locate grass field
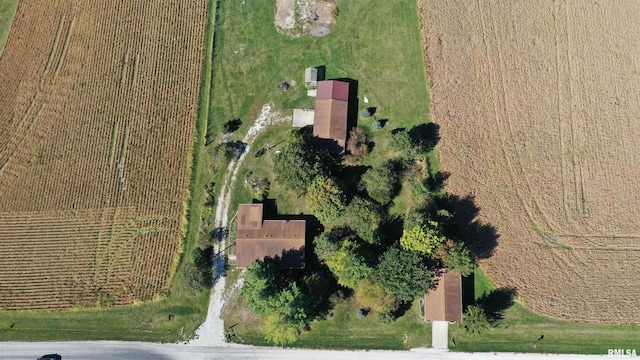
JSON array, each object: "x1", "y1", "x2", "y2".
[
  {"x1": 0, "y1": 0, "x2": 18, "y2": 56},
  {"x1": 418, "y1": 0, "x2": 640, "y2": 323},
  {"x1": 450, "y1": 269, "x2": 640, "y2": 354},
  {"x1": 207, "y1": 0, "x2": 432, "y2": 221}
]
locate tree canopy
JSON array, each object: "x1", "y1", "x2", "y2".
[
  {"x1": 359, "y1": 161, "x2": 399, "y2": 205},
  {"x1": 355, "y1": 278, "x2": 398, "y2": 313},
  {"x1": 307, "y1": 175, "x2": 346, "y2": 223},
  {"x1": 443, "y1": 241, "x2": 477, "y2": 276},
  {"x1": 400, "y1": 220, "x2": 446, "y2": 255},
  {"x1": 326, "y1": 240, "x2": 373, "y2": 290},
  {"x1": 272, "y1": 129, "x2": 321, "y2": 195},
  {"x1": 342, "y1": 196, "x2": 383, "y2": 244},
  {"x1": 375, "y1": 246, "x2": 434, "y2": 302}
]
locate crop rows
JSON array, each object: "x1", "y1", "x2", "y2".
[
  {"x1": 419, "y1": 0, "x2": 640, "y2": 323},
  {"x1": 0, "y1": 0, "x2": 208, "y2": 309}
]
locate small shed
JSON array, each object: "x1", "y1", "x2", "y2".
[
  {"x1": 305, "y1": 67, "x2": 318, "y2": 88},
  {"x1": 292, "y1": 108, "x2": 315, "y2": 127}
]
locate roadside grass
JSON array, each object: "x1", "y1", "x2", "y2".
[
  {"x1": 450, "y1": 268, "x2": 640, "y2": 354},
  {"x1": 0, "y1": 0, "x2": 18, "y2": 57},
  {"x1": 294, "y1": 298, "x2": 431, "y2": 350},
  {"x1": 0, "y1": 0, "x2": 217, "y2": 342}
]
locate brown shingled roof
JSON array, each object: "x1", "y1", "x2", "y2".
[
  {"x1": 424, "y1": 270, "x2": 463, "y2": 323},
  {"x1": 316, "y1": 80, "x2": 350, "y2": 101},
  {"x1": 235, "y1": 204, "x2": 306, "y2": 269},
  {"x1": 313, "y1": 80, "x2": 350, "y2": 153}
]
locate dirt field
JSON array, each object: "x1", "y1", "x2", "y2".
[
  {"x1": 419, "y1": 0, "x2": 640, "y2": 323},
  {"x1": 0, "y1": 0, "x2": 208, "y2": 309}
]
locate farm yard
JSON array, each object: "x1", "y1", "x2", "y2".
[
  {"x1": 0, "y1": 0, "x2": 208, "y2": 311},
  {"x1": 419, "y1": 0, "x2": 640, "y2": 323}
]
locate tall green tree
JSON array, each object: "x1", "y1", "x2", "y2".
[
  {"x1": 359, "y1": 161, "x2": 399, "y2": 205},
  {"x1": 307, "y1": 175, "x2": 346, "y2": 223},
  {"x1": 400, "y1": 220, "x2": 446, "y2": 255},
  {"x1": 444, "y1": 242, "x2": 477, "y2": 276},
  {"x1": 326, "y1": 240, "x2": 373, "y2": 289},
  {"x1": 272, "y1": 130, "x2": 320, "y2": 195},
  {"x1": 312, "y1": 230, "x2": 341, "y2": 262},
  {"x1": 241, "y1": 261, "x2": 310, "y2": 344},
  {"x1": 342, "y1": 196, "x2": 383, "y2": 244},
  {"x1": 375, "y1": 246, "x2": 434, "y2": 302}
]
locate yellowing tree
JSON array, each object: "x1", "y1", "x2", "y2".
[
  {"x1": 307, "y1": 175, "x2": 346, "y2": 223},
  {"x1": 400, "y1": 220, "x2": 446, "y2": 255},
  {"x1": 355, "y1": 278, "x2": 398, "y2": 313}
]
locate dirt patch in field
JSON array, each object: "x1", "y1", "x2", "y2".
[
  {"x1": 419, "y1": 0, "x2": 640, "y2": 323},
  {"x1": 275, "y1": 0, "x2": 336, "y2": 38}
]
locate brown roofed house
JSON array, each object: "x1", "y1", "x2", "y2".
[
  {"x1": 313, "y1": 80, "x2": 350, "y2": 152},
  {"x1": 235, "y1": 204, "x2": 306, "y2": 269},
  {"x1": 423, "y1": 270, "x2": 463, "y2": 323}
]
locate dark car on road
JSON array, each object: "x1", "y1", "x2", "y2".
[{"x1": 37, "y1": 355, "x2": 62, "y2": 360}]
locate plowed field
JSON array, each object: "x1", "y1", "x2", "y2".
[
  {"x1": 0, "y1": 0, "x2": 208, "y2": 309},
  {"x1": 419, "y1": 0, "x2": 640, "y2": 323}
]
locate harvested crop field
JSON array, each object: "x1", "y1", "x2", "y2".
[
  {"x1": 419, "y1": 0, "x2": 640, "y2": 323},
  {"x1": 0, "y1": 0, "x2": 208, "y2": 310}
]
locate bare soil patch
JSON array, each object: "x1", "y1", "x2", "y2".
[
  {"x1": 275, "y1": 0, "x2": 336, "y2": 38},
  {"x1": 419, "y1": 0, "x2": 640, "y2": 323},
  {"x1": 0, "y1": 0, "x2": 208, "y2": 309}
]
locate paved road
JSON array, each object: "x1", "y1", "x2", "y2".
[{"x1": 0, "y1": 342, "x2": 615, "y2": 360}]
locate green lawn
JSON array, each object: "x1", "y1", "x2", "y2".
[
  {"x1": 210, "y1": 0, "x2": 433, "y2": 231},
  {"x1": 0, "y1": 0, "x2": 18, "y2": 57},
  {"x1": 0, "y1": 0, "x2": 218, "y2": 342},
  {"x1": 449, "y1": 269, "x2": 640, "y2": 355}
]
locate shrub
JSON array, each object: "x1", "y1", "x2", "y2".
[
  {"x1": 345, "y1": 127, "x2": 369, "y2": 164},
  {"x1": 461, "y1": 305, "x2": 491, "y2": 337}
]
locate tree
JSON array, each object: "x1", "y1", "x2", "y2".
[
  {"x1": 312, "y1": 230, "x2": 340, "y2": 262},
  {"x1": 345, "y1": 127, "x2": 369, "y2": 164},
  {"x1": 342, "y1": 196, "x2": 383, "y2": 244},
  {"x1": 214, "y1": 141, "x2": 241, "y2": 161},
  {"x1": 375, "y1": 246, "x2": 433, "y2": 302},
  {"x1": 389, "y1": 129, "x2": 422, "y2": 159},
  {"x1": 180, "y1": 263, "x2": 210, "y2": 294},
  {"x1": 359, "y1": 161, "x2": 399, "y2": 205},
  {"x1": 306, "y1": 175, "x2": 346, "y2": 223},
  {"x1": 272, "y1": 130, "x2": 320, "y2": 195},
  {"x1": 355, "y1": 278, "x2": 398, "y2": 313},
  {"x1": 444, "y1": 242, "x2": 477, "y2": 276},
  {"x1": 461, "y1": 305, "x2": 491, "y2": 337},
  {"x1": 326, "y1": 240, "x2": 373, "y2": 289},
  {"x1": 263, "y1": 313, "x2": 299, "y2": 345},
  {"x1": 242, "y1": 262, "x2": 308, "y2": 325},
  {"x1": 400, "y1": 220, "x2": 446, "y2": 255},
  {"x1": 371, "y1": 119, "x2": 382, "y2": 130}
]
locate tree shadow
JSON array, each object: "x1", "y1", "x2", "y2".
[
  {"x1": 444, "y1": 194, "x2": 499, "y2": 259},
  {"x1": 339, "y1": 164, "x2": 369, "y2": 194},
  {"x1": 476, "y1": 287, "x2": 517, "y2": 323},
  {"x1": 262, "y1": 246, "x2": 307, "y2": 270},
  {"x1": 408, "y1": 122, "x2": 440, "y2": 152},
  {"x1": 224, "y1": 118, "x2": 242, "y2": 133}
]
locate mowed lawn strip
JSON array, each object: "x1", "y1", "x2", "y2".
[
  {"x1": 0, "y1": 0, "x2": 218, "y2": 342},
  {"x1": 449, "y1": 269, "x2": 640, "y2": 355},
  {"x1": 0, "y1": 0, "x2": 18, "y2": 56}
]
